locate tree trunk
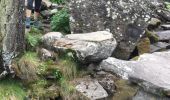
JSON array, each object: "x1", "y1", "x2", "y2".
[{"x1": 0, "y1": 0, "x2": 25, "y2": 75}]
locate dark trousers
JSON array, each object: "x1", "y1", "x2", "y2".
[{"x1": 27, "y1": 0, "x2": 42, "y2": 12}]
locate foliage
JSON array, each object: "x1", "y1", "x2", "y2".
[
  {"x1": 51, "y1": 8, "x2": 70, "y2": 34},
  {"x1": 25, "y1": 28, "x2": 43, "y2": 50},
  {"x1": 50, "y1": 0, "x2": 66, "y2": 4},
  {"x1": 165, "y1": 2, "x2": 170, "y2": 10},
  {"x1": 0, "y1": 79, "x2": 26, "y2": 100}
]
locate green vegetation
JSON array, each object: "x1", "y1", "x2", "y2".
[
  {"x1": 0, "y1": 79, "x2": 26, "y2": 100},
  {"x1": 50, "y1": 0, "x2": 66, "y2": 4},
  {"x1": 51, "y1": 8, "x2": 70, "y2": 34},
  {"x1": 25, "y1": 27, "x2": 43, "y2": 50},
  {"x1": 165, "y1": 2, "x2": 170, "y2": 10}
]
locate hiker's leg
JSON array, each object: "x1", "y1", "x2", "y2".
[
  {"x1": 34, "y1": 0, "x2": 42, "y2": 20},
  {"x1": 26, "y1": 0, "x2": 34, "y2": 28}
]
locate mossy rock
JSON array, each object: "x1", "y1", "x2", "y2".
[
  {"x1": 137, "y1": 37, "x2": 150, "y2": 55},
  {"x1": 113, "y1": 79, "x2": 138, "y2": 100},
  {"x1": 148, "y1": 18, "x2": 161, "y2": 30}
]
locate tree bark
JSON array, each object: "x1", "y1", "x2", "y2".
[{"x1": 0, "y1": 0, "x2": 25, "y2": 74}]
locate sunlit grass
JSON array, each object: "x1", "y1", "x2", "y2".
[{"x1": 0, "y1": 78, "x2": 26, "y2": 100}]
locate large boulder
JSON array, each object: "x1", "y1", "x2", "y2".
[
  {"x1": 69, "y1": 0, "x2": 165, "y2": 59},
  {"x1": 98, "y1": 51, "x2": 170, "y2": 96},
  {"x1": 51, "y1": 31, "x2": 117, "y2": 63}
]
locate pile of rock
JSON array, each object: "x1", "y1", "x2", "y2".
[{"x1": 40, "y1": 0, "x2": 170, "y2": 99}]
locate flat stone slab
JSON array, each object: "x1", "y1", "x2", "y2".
[
  {"x1": 52, "y1": 31, "x2": 117, "y2": 63},
  {"x1": 99, "y1": 51, "x2": 170, "y2": 96},
  {"x1": 156, "y1": 31, "x2": 170, "y2": 41},
  {"x1": 161, "y1": 24, "x2": 170, "y2": 30},
  {"x1": 150, "y1": 42, "x2": 170, "y2": 53},
  {"x1": 66, "y1": 31, "x2": 113, "y2": 42},
  {"x1": 76, "y1": 79, "x2": 108, "y2": 100}
]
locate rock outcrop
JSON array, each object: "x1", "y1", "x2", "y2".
[
  {"x1": 69, "y1": 0, "x2": 165, "y2": 59},
  {"x1": 50, "y1": 31, "x2": 117, "y2": 63},
  {"x1": 98, "y1": 51, "x2": 170, "y2": 96},
  {"x1": 0, "y1": 0, "x2": 25, "y2": 75}
]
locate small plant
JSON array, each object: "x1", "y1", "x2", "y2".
[
  {"x1": 50, "y1": 0, "x2": 66, "y2": 4},
  {"x1": 51, "y1": 8, "x2": 70, "y2": 34},
  {"x1": 26, "y1": 28, "x2": 43, "y2": 51}
]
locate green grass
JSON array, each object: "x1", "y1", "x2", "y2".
[
  {"x1": 25, "y1": 27, "x2": 43, "y2": 51},
  {"x1": 0, "y1": 79, "x2": 26, "y2": 100}
]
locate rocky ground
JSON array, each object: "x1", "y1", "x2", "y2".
[{"x1": 1, "y1": 0, "x2": 170, "y2": 100}]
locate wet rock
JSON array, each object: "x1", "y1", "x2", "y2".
[
  {"x1": 137, "y1": 37, "x2": 150, "y2": 55},
  {"x1": 150, "y1": 42, "x2": 170, "y2": 53},
  {"x1": 133, "y1": 89, "x2": 170, "y2": 100},
  {"x1": 69, "y1": 0, "x2": 164, "y2": 59},
  {"x1": 76, "y1": 79, "x2": 108, "y2": 99},
  {"x1": 98, "y1": 51, "x2": 170, "y2": 96},
  {"x1": 52, "y1": 31, "x2": 117, "y2": 63},
  {"x1": 156, "y1": 30, "x2": 170, "y2": 41},
  {"x1": 42, "y1": 32, "x2": 63, "y2": 49}
]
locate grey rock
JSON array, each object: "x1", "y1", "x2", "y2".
[
  {"x1": 96, "y1": 72, "x2": 117, "y2": 95},
  {"x1": 0, "y1": 0, "x2": 25, "y2": 74},
  {"x1": 161, "y1": 24, "x2": 170, "y2": 30},
  {"x1": 99, "y1": 51, "x2": 170, "y2": 96},
  {"x1": 39, "y1": 48, "x2": 53, "y2": 61},
  {"x1": 52, "y1": 31, "x2": 117, "y2": 63},
  {"x1": 133, "y1": 89, "x2": 170, "y2": 100},
  {"x1": 41, "y1": 9, "x2": 58, "y2": 18},
  {"x1": 42, "y1": 32, "x2": 63, "y2": 49},
  {"x1": 156, "y1": 31, "x2": 170, "y2": 41},
  {"x1": 69, "y1": 0, "x2": 164, "y2": 59},
  {"x1": 42, "y1": 0, "x2": 53, "y2": 8},
  {"x1": 157, "y1": 9, "x2": 170, "y2": 22},
  {"x1": 150, "y1": 42, "x2": 170, "y2": 53},
  {"x1": 76, "y1": 79, "x2": 108, "y2": 100}
]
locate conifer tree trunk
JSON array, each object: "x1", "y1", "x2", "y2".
[{"x1": 0, "y1": 0, "x2": 25, "y2": 75}]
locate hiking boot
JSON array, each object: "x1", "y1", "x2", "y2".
[{"x1": 25, "y1": 17, "x2": 31, "y2": 29}]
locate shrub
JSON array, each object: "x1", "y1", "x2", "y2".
[{"x1": 51, "y1": 8, "x2": 70, "y2": 34}]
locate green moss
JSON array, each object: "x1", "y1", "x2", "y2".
[
  {"x1": 145, "y1": 29, "x2": 159, "y2": 43},
  {"x1": 0, "y1": 79, "x2": 26, "y2": 100},
  {"x1": 113, "y1": 79, "x2": 138, "y2": 100},
  {"x1": 137, "y1": 37, "x2": 150, "y2": 55}
]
